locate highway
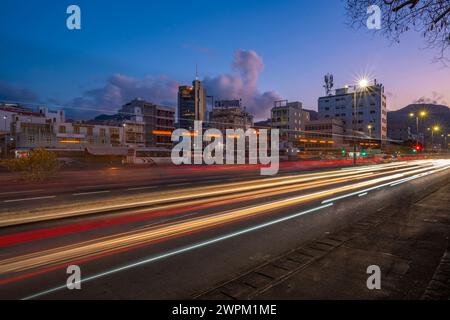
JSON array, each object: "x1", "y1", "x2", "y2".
[{"x1": 0, "y1": 159, "x2": 448, "y2": 299}]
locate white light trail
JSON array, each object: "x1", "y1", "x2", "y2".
[{"x1": 22, "y1": 203, "x2": 333, "y2": 300}]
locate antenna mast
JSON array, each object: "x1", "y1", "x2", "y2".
[{"x1": 323, "y1": 73, "x2": 334, "y2": 96}]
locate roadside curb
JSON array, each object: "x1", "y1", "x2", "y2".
[{"x1": 422, "y1": 244, "x2": 450, "y2": 300}]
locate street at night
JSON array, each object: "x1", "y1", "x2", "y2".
[
  {"x1": 1, "y1": 0, "x2": 449, "y2": 315},
  {"x1": 0, "y1": 159, "x2": 448, "y2": 300}
]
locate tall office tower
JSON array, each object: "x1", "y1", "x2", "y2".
[{"x1": 178, "y1": 80, "x2": 207, "y2": 130}]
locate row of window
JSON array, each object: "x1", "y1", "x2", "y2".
[{"x1": 58, "y1": 126, "x2": 120, "y2": 136}]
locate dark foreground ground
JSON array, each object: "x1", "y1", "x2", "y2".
[{"x1": 197, "y1": 179, "x2": 450, "y2": 300}]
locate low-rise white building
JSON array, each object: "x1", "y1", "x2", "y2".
[
  {"x1": 318, "y1": 82, "x2": 387, "y2": 143},
  {"x1": 1, "y1": 103, "x2": 127, "y2": 157},
  {"x1": 271, "y1": 100, "x2": 303, "y2": 142}
]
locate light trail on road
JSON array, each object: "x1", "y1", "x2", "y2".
[
  {"x1": 0, "y1": 159, "x2": 448, "y2": 284},
  {"x1": 0, "y1": 160, "x2": 433, "y2": 227}
]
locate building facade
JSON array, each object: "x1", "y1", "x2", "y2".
[
  {"x1": 121, "y1": 99, "x2": 175, "y2": 148},
  {"x1": 271, "y1": 100, "x2": 303, "y2": 142},
  {"x1": 2, "y1": 105, "x2": 126, "y2": 155},
  {"x1": 387, "y1": 124, "x2": 413, "y2": 142},
  {"x1": 299, "y1": 119, "x2": 345, "y2": 152},
  {"x1": 318, "y1": 82, "x2": 387, "y2": 143},
  {"x1": 209, "y1": 100, "x2": 253, "y2": 132}
]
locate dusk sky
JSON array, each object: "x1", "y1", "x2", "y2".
[{"x1": 0, "y1": 0, "x2": 449, "y2": 120}]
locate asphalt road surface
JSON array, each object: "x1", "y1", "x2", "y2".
[{"x1": 0, "y1": 159, "x2": 448, "y2": 299}]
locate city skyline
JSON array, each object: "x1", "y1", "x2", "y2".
[
  {"x1": 1, "y1": 0, "x2": 449, "y2": 121},
  {"x1": 0, "y1": 1, "x2": 449, "y2": 304}
]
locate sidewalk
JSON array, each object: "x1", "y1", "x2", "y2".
[{"x1": 196, "y1": 180, "x2": 450, "y2": 300}]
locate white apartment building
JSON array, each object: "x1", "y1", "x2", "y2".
[
  {"x1": 1, "y1": 103, "x2": 127, "y2": 156},
  {"x1": 271, "y1": 100, "x2": 303, "y2": 142},
  {"x1": 318, "y1": 82, "x2": 387, "y2": 143}
]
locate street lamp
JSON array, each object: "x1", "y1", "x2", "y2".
[
  {"x1": 2, "y1": 115, "x2": 7, "y2": 158},
  {"x1": 358, "y1": 78, "x2": 369, "y2": 89},
  {"x1": 409, "y1": 111, "x2": 427, "y2": 148},
  {"x1": 352, "y1": 78, "x2": 370, "y2": 166},
  {"x1": 431, "y1": 126, "x2": 440, "y2": 151},
  {"x1": 367, "y1": 124, "x2": 373, "y2": 138}
]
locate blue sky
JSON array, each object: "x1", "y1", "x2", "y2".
[{"x1": 0, "y1": 0, "x2": 449, "y2": 119}]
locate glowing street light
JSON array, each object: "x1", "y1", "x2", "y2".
[
  {"x1": 409, "y1": 111, "x2": 427, "y2": 148},
  {"x1": 350, "y1": 77, "x2": 372, "y2": 166},
  {"x1": 358, "y1": 78, "x2": 369, "y2": 88},
  {"x1": 367, "y1": 124, "x2": 373, "y2": 138},
  {"x1": 431, "y1": 126, "x2": 441, "y2": 151}
]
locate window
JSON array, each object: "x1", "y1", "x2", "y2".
[{"x1": 59, "y1": 126, "x2": 66, "y2": 134}]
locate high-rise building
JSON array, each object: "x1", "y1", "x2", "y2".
[
  {"x1": 318, "y1": 82, "x2": 387, "y2": 143},
  {"x1": 178, "y1": 80, "x2": 207, "y2": 130}
]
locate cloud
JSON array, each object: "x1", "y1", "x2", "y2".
[
  {"x1": 1, "y1": 50, "x2": 280, "y2": 120},
  {"x1": 203, "y1": 50, "x2": 281, "y2": 119},
  {"x1": 68, "y1": 74, "x2": 182, "y2": 118},
  {"x1": 413, "y1": 92, "x2": 448, "y2": 106},
  {"x1": 0, "y1": 81, "x2": 38, "y2": 102}
]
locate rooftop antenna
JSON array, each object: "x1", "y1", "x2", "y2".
[
  {"x1": 323, "y1": 73, "x2": 334, "y2": 96},
  {"x1": 195, "y1": 64, "x2": 199, "y2": 81}
]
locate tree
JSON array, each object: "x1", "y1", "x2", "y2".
[
  {"x1": 345, "y1": 0, "x2": 450, "y2": 63},
  {"x1": 1, "y1": 148, "x2": 60, "y2": 181}
]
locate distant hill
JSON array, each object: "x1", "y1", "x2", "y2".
[
  {"x1": 388, "y1": 104, "x2": 449, "y2": 144},
  {"x1": 388, "y1": 104, "x2": 449, "y2": 131}
]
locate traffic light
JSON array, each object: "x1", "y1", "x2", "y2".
[
  {"x1": 361, "y1": 150, "x2": 367, "y2": 157},
  {"x1": 341, "y1": 149, "x2": 347, "y2": 155}
]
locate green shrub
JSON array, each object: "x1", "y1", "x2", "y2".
[{"x1": 1, "y1": 148, "x2": 60, "y2": 181}]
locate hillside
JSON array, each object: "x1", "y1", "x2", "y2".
[{"x1": 388, "y1": 104, "x2": 449, "y2": 141}]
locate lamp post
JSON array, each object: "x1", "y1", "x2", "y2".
[
  {"x1": 2, "y1": 115, "x2": 7, "y2": 158},
  {"x1": 431, "y1": 126, "x2": 440, "y2": 152},
  {"x1": 367, "y1": 124, "x2": 373, "y2": 150},
  {"x1": 352, "y1": 78, "x2": 369, "y2": 166},
  {"x1": 409, "y1": 111, "x2": 427, "y2": 148}
]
